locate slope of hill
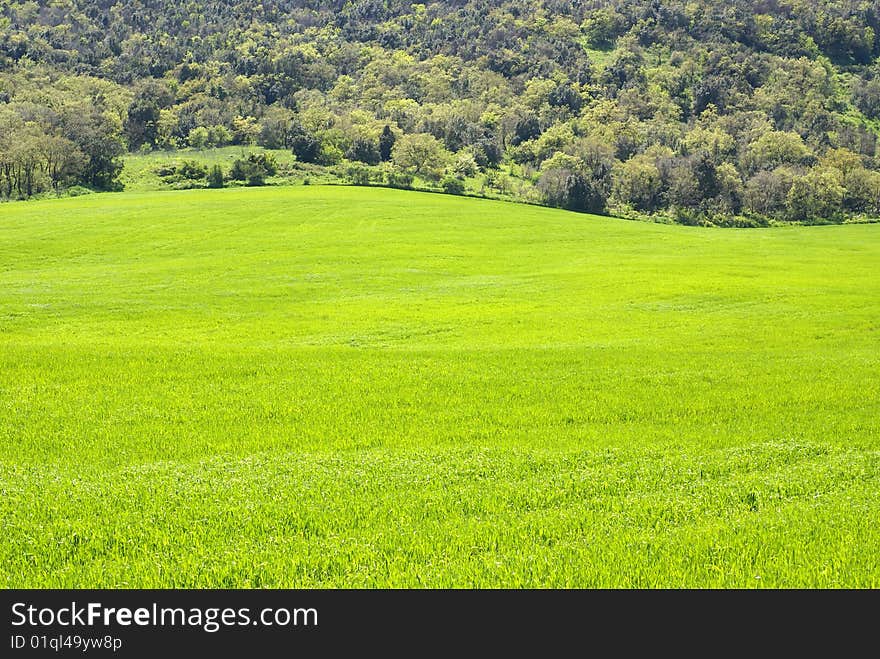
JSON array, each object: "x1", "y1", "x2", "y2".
[{"x1": 1, "y1": 187, "x2": 878, "y2": 586}]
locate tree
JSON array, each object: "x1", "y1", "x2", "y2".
[
  {"x1": 452, "y1": 151, "x2": 479, "y2": 177},
  {"x1": 125, "y1": 82, "x2": 173, "y2": 150},
  {"x1": 392, "y1": 133, "x2": 449, "y2": 179},
  {"x1": 9, "y1": 127, "x2": 46, "y2": 198},
  {"x1": 538, "y1": 167, "x2": 607, "y2": 213},
  {"x1": 819, "y1": 148, "x2": 863, "y2": 178},
  {"x1": 548, "y1": 84, "x2": 583, "y2": 113},
  {"x1": 379, "y1": 125, "x2": 396, "y2": 162},
  {"x1": 232, "y1": 116, "x2": 260, "y2": 146},
  {"x1": 62, "y1": 108, "x2": 125, "y2": 191},
  {"x1": 715, "y1": 162, "x2": 744, "y2": 214},
  {"x1": 582, "y1": 8, "x2": 626, "y2": 49},
  {"x1": 664, "y1": 158, "x2": 700, "y2": 210},
  {"x1": 472, "y1": 136, "x2": 503, "y2": 168},
  {"x1": 854, "y1": 77, "x2": 880, "y2": 120},
  {"x1": 511, "y1": 115, "x2": 541, "y2": 146},
  {"x1": 6, "y1": 0, "x2": 880, "y2": 224},
  {"x1": 258, "y1": 106, "x2": 296, "y2": 149},
  {"x1": 840, "y1": 167, "x2": 880, "y2": 213},
  {"x1": 207, "y1": 164, "x2": 225, "y2": 189},
  {"x1": 41, "y1": 135, "x2": 86, "y2": 191},
  {"x1": 345, "y1": 137, "x2": 381, "y2": 165},
  {"x1": 188, "y1": 127, "x2": 211, "y2": 150},
  {"x1": 612, "y1": 155, "x2": 662, "y2": 212},
  {"x1": 744, "y1": 168, "x2": 796, "y2": 217},
  {"x1": 787, "y1": 167, "x2": 845, "y2": 222},
  {"x1": 743, "y1": 131, "x2": 813, "y2": 173},
  {"x1": 290, "y1": 122, "x2": 321, "y2": 164},
  {"x1": 693, "y1": 152, "x2": 719, "y2": 199}
]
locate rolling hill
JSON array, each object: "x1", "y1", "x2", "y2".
[{"x1": 1, "y1": 186, "x2": 878, "y2": 586}]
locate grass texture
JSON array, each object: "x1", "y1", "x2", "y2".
[{"x1": 1, "y1": 186, "x2": 878, "y2": 587}]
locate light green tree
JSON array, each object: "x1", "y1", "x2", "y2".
[
  {"x1": 392, "y1": 133, "x2": 450, "y2": 180},
  {"x1": 787, "y1": 167, "x2": 845, "y2": 222},
  {"x1": 188, "y1": 126, "x2": 210, "y2": 150},
  {"x1": 611, "y1": 155, "x2": 662, "y2": 212}
]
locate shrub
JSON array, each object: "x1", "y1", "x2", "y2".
[
  {"x1": 169, "y1": 180, "x2": 203, "y2": 190},
  {"x1": 290, "y1": 125, "x2": 321, "y2": 163},
  {"x1": 345, "y1": 137, "x2": 381, "y2": 165},
  {"x1": 441, "y1": 176, "x2": 466, "y2": 195},
  {"x1": 318, "y1": 144, "x2": 344, "y2": 166},
  {"x1": 178, "y1": 160, "x2": 208, "y2": 180},
  {"x1": 207, "y1": 164, "x2": 225, "y2": 188},
  {"x1": 66, "y1": 185, "x2": 93, "y2": 197},
  {"x1": 250, "y1": 152, "x2": 278, "y2": 176},
  {"x1": 229, "y1": 153, "x2": 277, "y2": 186},
  {"x1": 344, "y1": 164, "x2": 372, "y2": 186},
  {"x1": 537, "y1": 167, "x2": 607, "y2": 213},
  {"x1": 153, "y1": 164, "x2": 177, "y2": 178},
  {"x1": 154, "y1": 160, "x2": 207, "y2": 184},
  {"x1": 386, "y1": 170, "x2": 414, "y2": 189}
]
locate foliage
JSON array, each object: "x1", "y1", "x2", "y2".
[
  {"x1": 392, "y1": 133, "x2": 449, "y2": 180},
  {"x1": 207, "y1": 164, "x2": 225, "y2": 188},
  {"x1": 5, "y1": 1, "x2": 880, "y2": 221},
  {"x1": 343, "y1": 163, "x2": 372, "y2": 185},
  {"x1": 385, "y1": 169, "x2": 414, "y2": 189},
  {"x1": 441, "y1": 176, "x2": 465, "y2": 195},
  {"x1": 379, "y1": 125, "x2": 396, "y2": 162},
  {"x1": 230, "y1": 152, "x2": 278, "y2": 186}
]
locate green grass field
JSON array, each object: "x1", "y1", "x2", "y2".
[
  {"x1": 1, "y1": 186, "x2": 878, "y2": 587},
  {"x1": 119, "y1": 146, "x2": 305, "y2": 192}
]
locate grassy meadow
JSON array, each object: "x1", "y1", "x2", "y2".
[
  {"x1": 119, "y1": 146, "x2": 305, "y2": 192},
  {"x1": 1, "y1": 186, "x2": 878, "y2": 587}
]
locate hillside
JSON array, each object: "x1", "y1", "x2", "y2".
[
  {"x1": 5, "y1": 1, "x2": 880, "y2": 224},
  {"x1": 1, "y1": 187, "x2": 879, "y2": 586}
]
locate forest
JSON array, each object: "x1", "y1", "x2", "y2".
[{"x1": 5, "y1": 0, "x2": 880, "y2": 224}]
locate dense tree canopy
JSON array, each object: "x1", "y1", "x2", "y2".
[{"x1": 4, "y1": 0, "x2": 880, "y2": 223}]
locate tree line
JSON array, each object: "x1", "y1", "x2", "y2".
[{"x1": 4, "y1": 0, "x2": 880, "y2": 224}]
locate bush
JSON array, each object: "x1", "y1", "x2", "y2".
[
  {"x1": 318, "y1": 144, "x2": 344, "y2": 166},
  {"x1": 290, "y1": 125, "x2": 321, "y2": 163},
  {"x1": 153, "y1": 164, "x2": 177, "y2": 178},
  {"x1": 537, "y1": 167, "x2": 607, "y2": 213},
  {"x1": 178, "y1": 160, "x2": 207, "y2": 180},
  {"x1": 229, "y1": 153, "x2": 278, "y2": 186},
  {"x1": 345, "y1": 137, "x2": 381, "y2": 165},
  {"x1": 386, "y1": 170, "x2": 414, "y2": 189},
  {"x1": 713, "y1": 214, "x2": 769, "y2": 228},
  {"x1": 66, "y1": 185, "x2": 93, "y2": 197},
  {"x1": 154, "y1": 160, "x2": 207, "y2": 185},
  {"x1": 441, "y1": 176, "x2": 466, "y2": 195},
  {"x1": 344, "y1": 164, "x2": 372, "y2": 186},
  {"x1": 207, "y1": 164, "x2": 224, "y2": 188},
  {"x1": 672, "y1": 206, "x2": 705, "y2": 226}
]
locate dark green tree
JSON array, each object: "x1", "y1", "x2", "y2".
[{"x1": 379, "y1": 125, "x2": 396, "y2": 162}]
